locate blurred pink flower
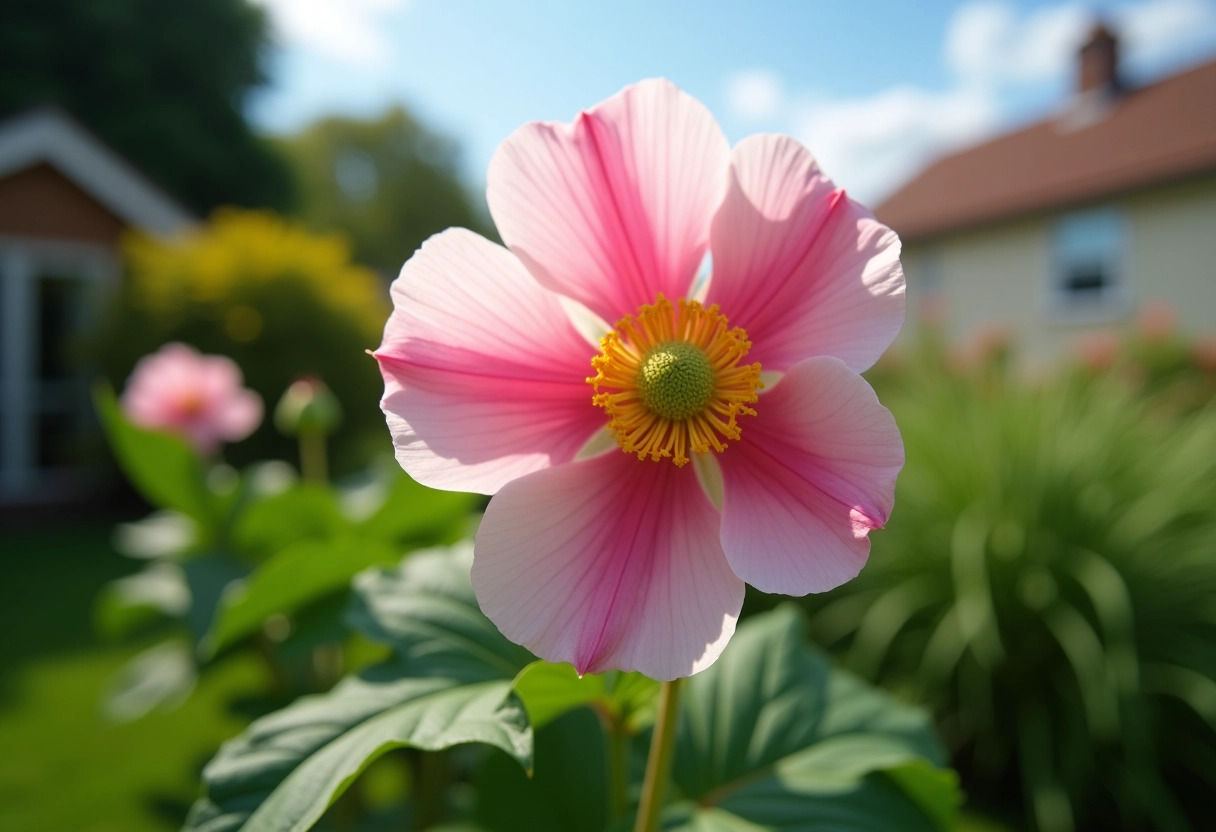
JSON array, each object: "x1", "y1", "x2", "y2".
[
  {"x1": 122, "y1": 343, "x2": 262, "y2": 454},
  {"x1": 1075, "y1": 331, "x2": 1121, "y2": 372},
  {"x1": 1194, "y1": 335, "x2": 1216, "y2": 373},
  {"x1": 1136, "y1": 300, "x2": 1177, "y2": 341},
  {"x1": 374, "y1": 79, "x2": 905, "y2": 680}
]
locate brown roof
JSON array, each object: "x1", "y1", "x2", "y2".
[{"x1": 875, "y1": 57, "x2": 1216, "y2": 242}]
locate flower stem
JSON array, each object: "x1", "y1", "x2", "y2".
[
  {"x1": 633, "y1": 677, "x2": 683, "y2": 832},
  {"x1": 605, "y1": 713, "x2": 628, "y2": 825},
  {"x1": 299, "y1": 429, "x2": 327, "y2": 484}
]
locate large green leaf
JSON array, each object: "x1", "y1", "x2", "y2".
[
  {"x1": 187, "y1": 545, "x2": 538, "y2": 832},
  {"x1": 345, "y1": 544, "x2": 535, "y2": 680},
  {"x1": 95, "y1": 386, "x2": 215, "y2": 526},
  {"x1": 94, "y1": 561, "x2": 189, "y2": 640},
  {"x1": 667, "y1": 605, "x2": 960, "y2": 831},
  {"x1": 513, "y1": 661, "x2": 658, "y2": 731},
  {"x1": 354, "y1": 466, "x2": 479, "y2": 546},
  {"x1": 102, "y1": 639, "x2": 197, "y2": 722},
  {"x1": 182, "y1": 553, "x2": 251, "y2": 647},
  {"x1": 231, "y1": 484, "x2": 350, "y2": 556},
  {"x1": 475, "y1": 706, "x2": 609, "y2": 832},
  {"x1": 202, "y1": 537, "x2": 398, "y2": 658},
  {"x1": 184, "y1": 668, "x2": 531, "y2": 832}
]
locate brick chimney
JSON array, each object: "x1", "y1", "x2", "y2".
[{"x1": 1078, "y1": 23, "x2": 1121, "y2": 93}]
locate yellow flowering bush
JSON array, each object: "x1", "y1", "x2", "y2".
[{"x1": 99, "y1": 209, "x2": 391, "y2": 470}]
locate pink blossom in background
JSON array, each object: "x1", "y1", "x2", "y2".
[
  {"x1": 1137, "y1": 300, "x2": 1177, "y2": 341},
  {"x1": 1194, "y1": 335, "x2": 1216, "y2": 373},
  {"x1": 122, "y1": 343, "x2": 263, "y2": 454},
  {"x1": 374, "y1": 79, "x2": 905, "y2": 680},
  {"x1": 1074, "y1": 331, "x2": 1122, "y2": 372}
]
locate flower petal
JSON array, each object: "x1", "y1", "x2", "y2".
[
  {"x1": 375, "y1": 229, "x2": 602, "y2": 495},
  {"x1": 487, "y1": 78, "x2": 730, "y2": 323},
  {"x1": 718, "y1": 357, "x2": 904, "y2": 595},
  {"x1": 217, "y1": 389, "x2": 263, "y2": 442},
  {"x1": 705, "y1": 134, "x2": 905, "y2": 373},
  {"x1": 473, "y1": 451, "x2": 743, "y2": 680}
]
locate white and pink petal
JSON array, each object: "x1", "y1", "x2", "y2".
[
  {"x1": 717, "y1": 357, "x2": 903, "y2": 595},
  {"x1": 487, "y1": 78, "x2": 730, "y2": 324},
  {"x1": 705, "y1": 134, "x2": 904, "y2": 374},
  {"x1": 472, "y1": 451, "x2": 743, "y2": 681},
  {"x1": 374, "y1": 229, "x2": 602, "y2": 495}
]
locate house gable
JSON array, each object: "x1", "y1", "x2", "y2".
[
  {"x1": 0, "y1": 108, "x2": 194, "y2": 239},
  {"x1": 0, "y1": 162, "x2": 126, "y2": 246}
]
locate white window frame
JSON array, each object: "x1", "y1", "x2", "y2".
[
  {"x1": 0, "y1": 235, "x2": 118, "y2": 501},
  {"x1": 1045, "y1": 206, "x2": 1131, "y2": 323}
]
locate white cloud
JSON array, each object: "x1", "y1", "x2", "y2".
[
  {"x1": 945, "y1": 0, "x2": 1216, "y2": 86},
  {"x1": 251, "y1": 0, "x2": 409, "y2": 70},
  {"x1": 1118, "y1": 0, "x2": 1216, "y2": 65},
  {"x1": 792, "y1": 85, "x2": 999, "y2": 204},
  {"x1": 724, "y1": 69, "x2": 785, "y2": 122}
]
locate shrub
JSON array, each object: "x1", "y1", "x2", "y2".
[
  {"x1": 807, "y1": 336, "x2": 1216, "y2": 831},
  {"x1": 97, "y1": 208, "x2": 390, "y2": 471}
]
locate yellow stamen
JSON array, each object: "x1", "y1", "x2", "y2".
[{"x1": 588, "y1": 294, "x2": 762, "y2": 466}]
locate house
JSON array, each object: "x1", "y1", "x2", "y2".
[
  {"x1": 0, "y1": 108, "x2": 194, "y2": 503},
  {"x1": 876, "y1": 25, "x2": 1216, "y2": 363}
]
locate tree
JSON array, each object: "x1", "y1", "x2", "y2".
[
  {"x1": 276, "y1": 107, "x2": 491, "y2": 272},
  {"x1": 0, "y1": 0, "x2": 293, "y2": 213}
]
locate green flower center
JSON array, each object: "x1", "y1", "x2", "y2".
[{"x1": 637, "y1": 341, "x2": 716, "y2": 421}]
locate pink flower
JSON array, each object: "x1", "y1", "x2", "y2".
[
  {"x1": 122, "y1": 343, "x2": 263, "y2": 454},
  {"x1": 374, "y1": 80, "x2": 905, "y2": 680}
]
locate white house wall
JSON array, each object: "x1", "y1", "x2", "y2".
[{"x1": 898, "y1": 174, "x2": 1216, "y2": 366}]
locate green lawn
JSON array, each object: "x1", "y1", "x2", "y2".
[{"x1": 0, "y1": 522, "x2": 264, "y2": 832}]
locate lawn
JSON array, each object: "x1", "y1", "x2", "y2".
[{"x1": 0, "y1": 522, "x2": 264, "y2": 832}]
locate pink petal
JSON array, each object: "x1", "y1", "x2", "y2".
[
  {"x1": 472, "y1": 451, "x2": 744, "y2": 680},
  {"x1": 374, "y1": 229, "x2": 603, "y2": 495},
  {"x1": 217, "y1": 389, "x2": 263, "y2": 442},
  {"x1": 705, "y1": 135, "x2": 904, "y2": 374},
  {"x1": 718, "y1": 357, "x2": 904, "y2": 595},
  {"x1": 487, "y1": 78, "x2": 730, "y2": 324},
  {"x1": 197, "y1": 354, "x2": 244, "y2": 402}
]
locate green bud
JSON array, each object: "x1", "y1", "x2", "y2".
[{"x1": 275, "y1": 376, "x2": 342, "y2": 437}]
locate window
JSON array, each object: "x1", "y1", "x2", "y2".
[{"x1": 1049, "y1": 207, "x2": 1128, "y2": 319}]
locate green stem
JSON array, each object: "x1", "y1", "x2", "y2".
[
  {"x1": 602, "y1": 710, "x2": 628, "y2": 826},
  {"x1": 299, "y1": 429, "x2": 327, "y2": 484},
  {"x1": 633, "y1": 677, "x2": 683, "y2": 832}
]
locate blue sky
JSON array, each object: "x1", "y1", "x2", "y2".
[{"x1": 248, "y1": 0, "x2": 1216, "y2": 203}]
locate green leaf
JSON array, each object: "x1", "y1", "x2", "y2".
[
  {"x1": 203, "y1": 537, "x2": 397, "y2": 657},
  {"x1": 113, "y1": 510, "x2": 197, "y2": 560},
  {"x1": 354, "y1": 467, "x2": 479, "y2": 546},
  {"x1": 183, "y1": 553, "x2": 251, "y2": 647},
  {"x1": 513, "y1": 661, "x2": 659, "y2": 731},
  {"x1": 94, "y1": 562, "x2": 189, "y2": 640},
  {"x1": 94, "y1": 385, "x2": 215, "y2": 526},
  {"x1": 102, "y1": 639, "x2": 197, "y2": 722},
  {"x1": 231, "y1": 483, "x2": 351, "y2": 557},
  {"x1": 345, "y1": 544, "x2": 535, "y2": 681},
  {"x1": 475, "y1": 706, "x2": 608, "y2": 832},
  {"x1": 667, "y1": 605, "x2": 960, "y2": 832},
  {"x1": 185, "y1": 668, "x2": 531, "y2": 832}
]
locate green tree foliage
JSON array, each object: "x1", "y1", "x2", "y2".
[
  {"x1": 0, "y1": 0, "x2": 292, "y2": 213},
  {"x1": 276, "y1": 107, "x2": 491, "y2": 271}
]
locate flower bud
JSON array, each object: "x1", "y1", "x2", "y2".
[{"x1": 275, "y1": 376, "x2": 342, "y2": 437}]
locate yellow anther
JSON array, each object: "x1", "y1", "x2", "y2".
[{"x1": 587, "y1": 295, "x2": 762, "y2": 466}]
